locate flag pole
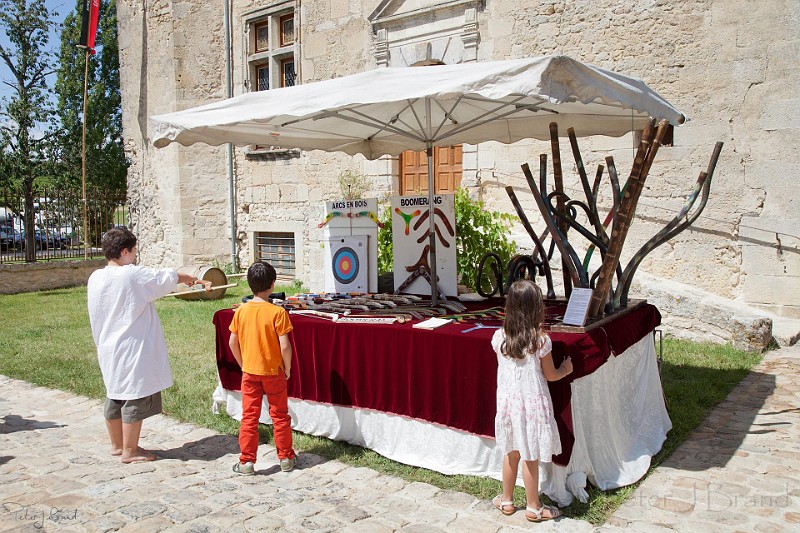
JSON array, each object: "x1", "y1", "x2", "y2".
[{"x1": 81, "y1": 47, "x2": 90, "y2": 260}]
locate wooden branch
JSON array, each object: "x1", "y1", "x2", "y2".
[
  {"x1": 521, "y1": 159, "x2": 589, "y2": 288},
  {"x1": 504, "y1": 184, "x2": 557, "y2": 298},
  {"x1": 592, "y1": 164, "x2": 604, "y2": 202},
  {"x1": 549, "y1": 122, "x2": 573, "y2": 297},
  {"x1": 567, "y1": 128, "x2": 603, "y2": 237},
  {"x1": 588, "y1": 119, "x2": 669, "y2": 318}
]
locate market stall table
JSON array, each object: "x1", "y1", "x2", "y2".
[{"x1": 212, "y1": 301, "x2": 670, "y2": 505}]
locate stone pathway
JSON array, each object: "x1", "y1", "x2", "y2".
[
  {"x1": 1, "y1": 344, "x2": 797, "y2": 532},
  {"x1": 0, "y1": 375, "x2": 591, "y2": 533},
  {"x1": 605, "y1": 344, "x2": 800, "y2": 532}
]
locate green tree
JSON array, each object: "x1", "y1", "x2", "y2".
[
  {"x1": 453, "y1": 187, "x2": 516, "y2": 291},
  {"x1": 54, "y1": 0, "x2": 127, "y2": 192},
  {"x1": 0, "y1": 0, "x2": 56, "y2": 261}
]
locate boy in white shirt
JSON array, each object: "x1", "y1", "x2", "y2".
[{"x1": 87, "y1": 227, "x2": 207, "y2": 463}]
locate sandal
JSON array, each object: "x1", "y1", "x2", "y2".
[
  {"x1": 492, "y1": 495, "x2": 515, "y2": 516},
  {"x1": 525, "y1": 504, "x2": 561, "y2": 522}
]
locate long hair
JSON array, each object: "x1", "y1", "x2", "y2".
[{"x1": 501, "y1": 280, "x2": 546, "y2": 360}]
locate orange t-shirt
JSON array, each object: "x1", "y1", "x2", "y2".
[{"x1": 229, "y1": 301, "x2": 294, "y2": 376}]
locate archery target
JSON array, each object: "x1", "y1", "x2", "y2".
[
  {"x1": 324, "y1": 236, "x2": 368, "y2": 292},
  {"x1": 332, "y1": 246, "x2": 359, "y2": 284}
]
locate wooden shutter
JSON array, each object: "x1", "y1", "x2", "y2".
[{"x1": 400, "y1": 145, "x2": 462, "y2": 195}]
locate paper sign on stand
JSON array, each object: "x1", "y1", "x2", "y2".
[{"x1": 562, "y1": 287, "x2": 594, "y2": 326}]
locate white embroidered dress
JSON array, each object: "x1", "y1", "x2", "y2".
[{"x1": 492, "y1": 330, "x2": 562, "y2": 462}]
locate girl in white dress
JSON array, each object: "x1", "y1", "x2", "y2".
[{"x1": 492, "y1": 280, "x2": 573, "y2": 522}]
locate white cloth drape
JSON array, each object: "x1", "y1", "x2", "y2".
[{"x1": 213, "y1": 333, "x2": 670, "y2": 505}]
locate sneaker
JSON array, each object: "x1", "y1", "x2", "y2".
[
  {"x1": 280, "y1": 457, "x2": 296, "y2": 472},
  {"x1": 233, "y1": 461, "x2": 255, "y2": 475}
]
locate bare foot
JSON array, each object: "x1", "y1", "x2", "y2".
[
  {"x1": 121, "y1": 447, "x2": 158, "y2": 463},
  {"x1": 111, "y1": 448, "x2": 122, "y2": 456}
]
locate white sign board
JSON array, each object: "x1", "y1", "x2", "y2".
[
  {"x1": 324, "y1": 236, "x2": 369, "y2": 293},
  {"x1": 321, "y1": 198, "x2": 379, "y2": 292},
  {"x1": 391, "y1": 194, "x2": 457, "y2": 297}
]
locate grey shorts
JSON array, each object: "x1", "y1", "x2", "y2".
[{"x1": 104, "y1": 392, "x2": 163, "y2": 423}]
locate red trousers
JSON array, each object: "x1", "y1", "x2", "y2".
[{"x1": 239, "y1": 372, "x2": 295, "y2": 463}]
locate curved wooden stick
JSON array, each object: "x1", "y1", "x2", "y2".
[
  {"x1": 521, "y1": 159, "x2": 588, "y2": 289},
  {"x1": 505, "y1": 183, "x2": 557, "y2": 298},
  {"x1": 614, "y1": 141, "x2": 723, "y2": 306},
  {"x1": 549, "y1": 122, "x2": 573, "y2": 296}
]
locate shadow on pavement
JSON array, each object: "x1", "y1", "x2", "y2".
[
  {"x1": 658, "y1": 365, "x2": 777, "y2": 471},
  {"x1": 0, "y1": 414, "x2": 65, "y2": 434},
  {"x1": 157, "y1": 434, "x2": 240, "y2": 461}
]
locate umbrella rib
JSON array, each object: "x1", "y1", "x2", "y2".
[
  {"x1": 460, "y1": 94, "x2": 548, "y2": 108},
  {"x1": 346, "y1": 103, "x2": 428, "y2": 142},
  {"x1": 406, "y1": 98, "x2": 432, "y2": 141},
  {"x1": 429, "y1": 95, "x2": 465, "y2": 140},
  {"x1": 435, "y1": 98, "x2": 554, "y2": 143},
  {"x1": 283, "y1": 109, "x2": 427, "y2": 143}
]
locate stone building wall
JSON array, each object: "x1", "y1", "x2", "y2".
[
  {"x1": 117, "y1": 0, "x2": 800, "y2": 345},
  {"x1": 118, "y1": 0, "x2": 232, "y2": 269}
]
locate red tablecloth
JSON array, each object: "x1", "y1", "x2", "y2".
[{"x1": 213, "y1": 301, "x2": 660, "y2": 466}]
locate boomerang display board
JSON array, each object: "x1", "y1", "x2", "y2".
[
  {"x1": 320, "y1": 198, "x2": 379, "y2": 292},
  {"x1": 391, "y1": 194, "x2": 457, "y2": 297}
]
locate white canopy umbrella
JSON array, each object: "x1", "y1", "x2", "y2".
[{"x1": 150, "y1": 55, "x2": 685, "y2": 302}]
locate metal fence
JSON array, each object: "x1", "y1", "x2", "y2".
[{"x1": 0, "y1": 186, "x2": 127, "y2": 263}]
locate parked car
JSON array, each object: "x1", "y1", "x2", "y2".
[
  {"x1": 23, "y1": 230, "x2": 66, "y2": 251},
  {"x1": 43, "y1": 230, "x2": 65, "y2": 250},
  {"x1": 0, "y1": 228, "x2": 23, "y2": 252}
]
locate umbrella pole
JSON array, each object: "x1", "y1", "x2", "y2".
[{"x1": 426, "y1": 142, "x2": 438, "y2": 305}]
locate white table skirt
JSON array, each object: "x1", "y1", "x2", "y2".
[{"x1": 212, "y1": 334, "x2": 671, "y2": 506}]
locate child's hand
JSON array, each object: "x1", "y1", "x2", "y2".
[
  {"x1": 284, "y1": 368, "x2": 291, "y2": 380},
  {"x1": 561, "y1": 356, "x2": 573, "y2": 376}
]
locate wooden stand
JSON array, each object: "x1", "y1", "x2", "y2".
[{"x1": 550, "y1": 299, "x2": 647, "y2": 333}]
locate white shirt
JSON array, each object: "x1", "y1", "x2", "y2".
[{"x1": 87, "y1": 264, "x2": 178, "y2": 400}]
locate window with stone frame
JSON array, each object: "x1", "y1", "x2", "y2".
[
  {"x1": 245, "y1": 7, "x2": 296, "y2": 92},
  {"x1": 255, "y1": 232, "x2": 296, "y2": 276},
  {"x1": 243, "y1": 2, "x2": 298, "y2": 153}
]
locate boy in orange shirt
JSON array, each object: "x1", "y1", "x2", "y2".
[{"x1": 229, "y1": 262, "x2": 296, "y2": 474}]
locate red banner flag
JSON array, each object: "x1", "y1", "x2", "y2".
[{"x1": 78, "y1": 0, "x2": 101, "y2": 54}]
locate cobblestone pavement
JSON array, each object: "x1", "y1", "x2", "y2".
[
  {"x1": 0, "y1": 375, "x2": 591, "y2": 533},
  {"x1": 605, "y1": 344, "x2": 800, "y2": 533},
  {"x1": 0, "y1": 345, "x2": 797, "y2": 532}
]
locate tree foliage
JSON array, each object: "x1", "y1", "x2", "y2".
[
  {"x1": 54, "y1": 0, "x2": 127, "y2": 191},
  {"x1": 0, "y1": 0, "x2": 56, "y2": 260},
  {"x1": 453, "y1": 187, "x2": 516, "y2": 290},
  {"x1": 377, "y1": 203, "x2": 393, "y2": 274}
]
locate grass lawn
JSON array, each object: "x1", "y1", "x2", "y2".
[{"x1": 0, "y1": 283, "x2": 762, "y2": 524}]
